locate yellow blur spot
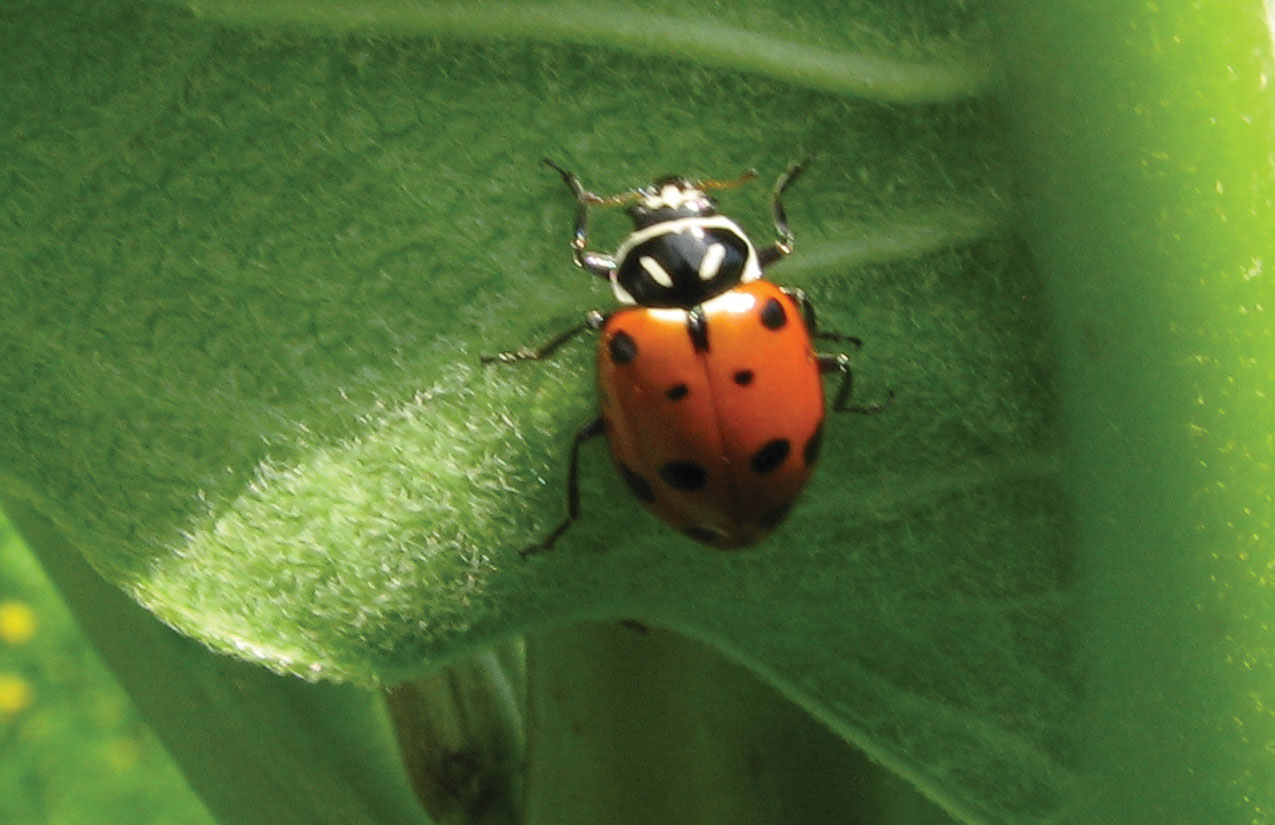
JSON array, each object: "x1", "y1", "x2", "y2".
[
  {"x1": 106, "y1": 736, "x2": 143, "y2": 772},
  {"x1": 0, "y1": 600, "x2": 36, "y2": 644},
  {"x1": 0, "y1": 674, "x2": 33, "y2": 714}
]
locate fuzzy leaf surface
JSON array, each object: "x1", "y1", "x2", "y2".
[{"x1": 1, "y1": 1, "x2": 1074, "y2": 822}]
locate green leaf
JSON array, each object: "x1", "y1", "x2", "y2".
[{"x1": 13, "y1": 0, "x2": 1269, "y2": 823}]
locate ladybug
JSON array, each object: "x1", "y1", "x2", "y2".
[{"x1": 484, "y1": 157, "x2": 887, "y2": 554}]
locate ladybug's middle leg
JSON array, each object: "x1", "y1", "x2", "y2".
[
  {"x1": 782, "y1": 287, "x2": 862, "y2": 346},
  {"x1": 481, "y1": 311, "x2": 606, "y2": 364},
  {"x1": 783, "y1": 288, "x2": 891, "y2": 412},
  {"x1": 521, "y1": 416, "x2": 606, "y2": 557},
  {"x1": 818, "y1": 353, "x2": 893, "y2": 415}
]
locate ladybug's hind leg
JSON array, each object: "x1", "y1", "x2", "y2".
[{"x1": 520, "y1": 416, "x2": 606, "y2": 557}]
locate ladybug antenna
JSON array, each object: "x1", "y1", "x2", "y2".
[
  {"x1": 542, "y1": 157, "x2": 645, "y2": 207},
  {"x1": 590, "y1": 189, "x2": 646, "y2": 207},
  {"x1": 693, "y1": 168, "x2": 758, "y2": 192}
]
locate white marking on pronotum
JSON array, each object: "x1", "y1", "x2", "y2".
[
  {"x1": 698, "y1": 243, "x2": 725, "y2": 281},
  {"x1": 615, "y1": 216, "x2": 748, "y2": 259},
  {"x1": 639, "y1": 255, "x2": 674, "y2": 287},
  {"x1": 611, "y1": 216, "x2": 760, "y2": 305},
  {"x1": 612, "y1": 279, "x2": 636, "y2": 305}
]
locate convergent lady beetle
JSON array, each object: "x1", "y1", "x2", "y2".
[{"x1": 484, "y1": 158, "x2": 887, "y2": 554}]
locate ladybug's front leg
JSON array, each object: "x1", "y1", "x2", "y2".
[
  {"x1": 759, "y1": 154, "x2": 815, "y2": 269},
  {"x1": 480, "y1": 311, "x2": 606, "y2": 364},
  {"x1": 520, "y1": 416, "x2": 606, "y2": 557},
  {"x1": 542, "y1": 159, "x2": 620, "y2": 280}
]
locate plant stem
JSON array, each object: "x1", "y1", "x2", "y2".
[
  {"x1": 385, "y1": 645, "x2": 525, "y2": 825},
  {"x1": 994, "y1": 1, "x2": 1275, "y2": 821},
  {"x1": 522, "y1": 622, "x2": 958, "y2": 825}
]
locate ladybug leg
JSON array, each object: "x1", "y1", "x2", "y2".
[
  {"x1": 481, "y1": 311, "x2": 607, "y2": 364},
  {"x1": 782, "y1": 287, "x2": 862, "y2": 345},
  {"x1": 759, "y1": 154, "x2": 815, "y2": 268},
  {"x1": 542, "y1": 159, "x2": 620, "y2": 279},
  {"x1": 818, "y1": 352, "x2": 894, "y2": 415},
  {"x1": 522, "y1": 416, "x2": 606, "y2": 557},
  {"x1": 786, "y1": 289, "x2": 892, "y2": 412}
]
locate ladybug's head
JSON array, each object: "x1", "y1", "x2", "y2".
[{"x1": 626, "y1": 176, "x2": 719, "y2": 228}]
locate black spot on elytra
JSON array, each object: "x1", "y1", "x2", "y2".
[
  {"x1": 665, "y1": 383, "x2": 689, "y2": 401},
  {"x1": 619, "y1": 463, "x2": 655, "y2": 502},
  {"x1": 803, "y1": 423, "x2": 824, "y2": 466},
  {"x1": 759, "y1": 297, "x2": 787, "y2": 330},
  {"x1": 609, "y1": 331, "x2": 638, "y2": 364},
  {"x1": 750, "y1": 438, "x2": 790, "y2": 474},
  {"x1": 659, "y1": 461, "x2": 707, "y2": 491},
  {"x1": 733, "y1": 369, "x2": 754, "y2": 386},
  {"x1": 759, "y1": 502, "x2": 793, "y2": 530}
]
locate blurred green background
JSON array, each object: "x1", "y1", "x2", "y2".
[{"x1": 0, "y1": 507, "x2": 214, "y2": 825}]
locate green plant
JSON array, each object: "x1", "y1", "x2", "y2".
[
  {"x1": 2, "y1": 0, "x2": 1272, "y2": 823},
  {"x1": 0, "y1": 517, "x2": 217, "y2": 825}
]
